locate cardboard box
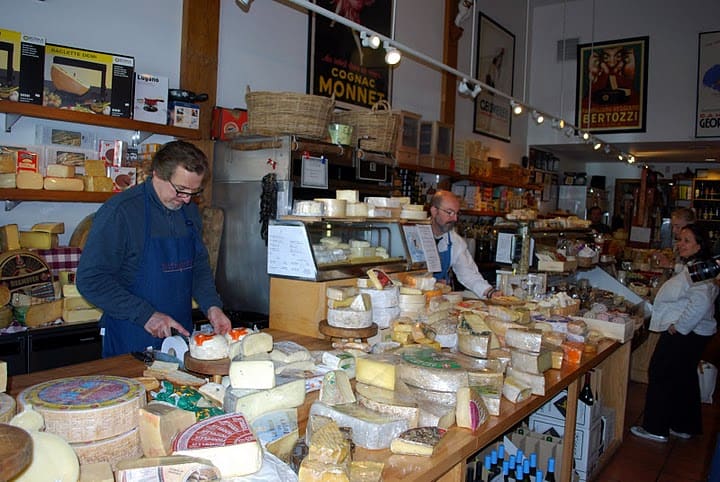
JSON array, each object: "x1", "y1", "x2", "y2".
[
  {"x1": 534, "y1": 389, "x2": 601, "y2": 428},
  {"x1": 17, "y1": 151, "x2": 38, "y2": 172},
  {"x1": 168, "y1": 101, "x2": 199, "y2": 129},
  {"x1": 98, "y1": 140, "x2": 125, "y2": 167},
  {"x1": 109, "y1": 166, "x2": 136, "y2": 192},
  {"x1": 574, "y1": 315, "x2": 635, "y2": 343},
  {"x1": 537, "y1": 259, "x2": 578, "y2": 273},
  {"x1": 211, "y1": 106, "x2": 247, "y2": 140},
  {"x1": 133, "y1": 73, "x2": 168, "y2": 124},
  {"x1": 44, "y1": 146, "x2": 95, "y2": 175},
  {"x1": 0, "y1": 29, "x2": 45, "y2": 104},
  {"x1": 44, "y1": 43, "x2": 134, "y2": 117},
  {"x1": 527, "y1": 413, "x2": 602, "y2": 475}
]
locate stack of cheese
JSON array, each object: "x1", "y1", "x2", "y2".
[
  {"x1": 400, "y1": 203, "x2": 428, "y2": 220},
  {"x1": 390, "y1": 317, "x2": 440, "y2": 350},
  {"x1": 314, "y1": 198, "x2": 346, "y2": 217},
  {"x1": 61, "y1": 273, "x2": 102, "y2": 324},
  {"x1": 82, "y1": 160, "x2": 114, "y2": 192},
  {"x1": 364, "y1": 196, "x2": 403, "y2": 218},
  {"x1": 16, "y1": 375, "x2": 146, "y2": 468},
  {"x1": 395, "y1": 272, "x2": 439, "y2": 319},
  {"x1": 0, "y1": 150, "x2": 16, "y2": 188},
  {"x1": 337, "y1": 189, "x2": 368, "y2": 217},
  {"x1": 326, "y1": 285, "x2": 373, "y2": 329},
  {"x1": 16, "y1": 222, "x2": 64, "y2": 249},
  {"x1": 355, "y1": 271, "x2": 400, "y2": 329},
  {"x1": 298, "y1": 418, "x2": 353, "y2": 481},
  {"x1": 44, "y1": 163, "x2": 83, "y2": 192}
]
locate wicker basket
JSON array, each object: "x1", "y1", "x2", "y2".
[
  {"x1": 333, "y1": 100, "x2": 400, "y2": 152},
  {"x1": 245, "y1": 87, "x2": 334, "y2": 139},
  {"x1": 550, "y1": 300, "x2": 581, "y2": 316}
]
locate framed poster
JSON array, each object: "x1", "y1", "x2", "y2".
[
  {"x1": 473, "y1": 13, "x2": 515, "y2": 142},
  {"x1": 575, "y1": 36, "x2": 649, "y2": 133},
  {"x1": 307, "y1": 0, "x2": 392, "y2": 109},
  {"x1": 696, "y1": 30, "x2": 720, "y2": 138}
]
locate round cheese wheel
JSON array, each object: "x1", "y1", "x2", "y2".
[
  {"x1": 17, "y1": 376, "x2": 146, "y2": 443},
  {"x1": 189, "y1": 332, "x2": 229, "y2": 360},
  {"x1": 71, "y1": 427, "x2": 142, "y2": 469}
]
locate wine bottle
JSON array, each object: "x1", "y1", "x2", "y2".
[
  {"x1": 501, "y1": 460, "x2": 510, "y2": 482},
  {"x1": 545, "y1": 457, "x2": 556, "y2": 482},
  {"x1": 579, "y1": 372, "x2": 595, "y2": 406},
  {"x1": 484, "y1": 455, "x2": 493, "y2": 482},
  {"x1": 497, "y1": 443, "x2": 505, "y2": 468},
  {"x1": 535, "y1": 469, "x2": 543, "y2": 482},
  {"x1": 529, "y1": 453, "x2": 537, "y2": 477}
]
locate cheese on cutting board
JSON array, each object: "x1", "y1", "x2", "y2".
[
  {"x1": 309, "y1": 401, "x2": 409, "y2": 450},
  {"x1": 319, "y1": 370, "x2": 356, "y2": 406},
  {"x1": 327, "y1": 307, "x2": 373, "y2": 329},
  {"x1": 390, "y1": 426, "x2": 446, "y2": 456},
  {"x1": 172, "y1": 412, "x2": 263, "y2": 478},
  {"x1": 17, "y1": 375, "x2": 146, "y2": 443},
  {"x1": 229, "y1": 358, "x2": 276, "y2": 389},
  {"x1": 456, "y1": 386, "x2": 489, "y2": 431},
  {"x1": 188, "y1": 332, "x2": 228, "y2": 360},
  {"x1": 223, "y1": 376, "x2": 306, "y2": 420},
  {"x1": 138, "y1": 402, "x2": 197, "y2": 457},
  {"x1": 115, "y1": 455, "x2": 221, "y2": 482}
]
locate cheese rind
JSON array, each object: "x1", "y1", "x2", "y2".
[
  {"x1": 83, "y1": 175, "x2": 113, "y2": 192},
  {"x1": 223, "y1": 377, "x2": 306, "y2": 420},
  {"x1": 390, "y1": 426, "x2": 446, "y2": 456},
  {"x1": 0, "y1": 224, "x2": 20, "y2": 251},
  {"x1": 138, "y1": 402, "x2": 197, "y2": 457},
  {"x1": 229, "y1": 359, "x2": 276, "y2": 389},
  {"x1": 16, "y1": 171, "x2": 43, "y2": 189},
  {"x1": 456, "y1": 386, "x2": 489, "y2": 431},
  {"x1": 307, "y1": 420, "x2": 350, "y2": 464},
  {"x1": 355, "y1": 354, "x2": 399, "y2": 391},
  {"x1": 320, "y1": 370, "x2": 356, "y2": 406},
  {"x1": 31, "y1": 222, "x2": 66, "y2": 234},
  {"x1": 327, "y1": 307, "x2": 373, "y2": 329},
  {"x1": 19, "y1": 231, "x2": 59, "y2": 249}
]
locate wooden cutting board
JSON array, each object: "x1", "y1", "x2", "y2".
[{"x1": 0, "y1": 424, "x2": 32, "y2": 481}]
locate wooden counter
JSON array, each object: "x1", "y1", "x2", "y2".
[{"x1": 6, "y1": 330, "x2": 631, "y2": 482}]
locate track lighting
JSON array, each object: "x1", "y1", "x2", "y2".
[
  {"x1": 458, "y1": 79, "x2": 482, "y2": 98},
  {"x1": 593, "y1": 141, "x2": 602, "y2": 150},
  {"x1": 360, "y1": 31, "x2": 381, "y2": 49},
  {"x1": 235, "y1": 0, "x2": 253, "y2": 11},
  {"x1": 581, "y1": 131, "x2": 590, "y2": 141},
  {"x1": 604, "y1": 144, "x2": 611, "y2": 154},
  {"x1": 618, "y1": 153, "x2": 624, "y2": 161},
  {"x1": 532, "y1": 111, "x2": 544, "y2": 124},
  {"x1": 510, "y1": 101, "x2": 523, "y2": 115},
  {"x1": 383, "y1": 41, "x2": 401, "y2": 65},
  {"x1": 627, "y1": 155, "x2": 636, "y2": 163}
]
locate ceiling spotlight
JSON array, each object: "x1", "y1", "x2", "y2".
[
  {"x1": 558, "y1": 119, "x2": 565, "y2": 129},
  {"x1": 564, "y1": 126, "x2": 575, "y2": 137},
  {"x1": 604, "y1": 144, "x2": 611, "y2": 154},
  {"x1": 510, "y1": 101, "x2": 523, "y2": 115},
  {"x1": 383, "y1": 41, "x2": 401, "y2": 65},
  {"x1": 235, "y1": 0, "x2": 253, "y2": 11},
  {"x1": 532, "y1": 111, "x2": 545, "y2": 124},
  {"x1": 581, "y1": 131, "x2": 590, "y2": 141},
  {"x1": 458, "y1": 79, "x2": 482, "y2": 98},
  {"x1": 593, "y1": 141, "x2": 602, "y2": 150},
  {"x1": 627, "y1": 155, "x2": 636, "y2": 163},
  {"x1": 360, "y1": 31, "x2": 381, "y2": 49},
  {"x1": 618, "y1": 153, "x2": 624, "y2": 161}
]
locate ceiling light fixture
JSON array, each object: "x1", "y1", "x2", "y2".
[
  {"x1": 458, "y1": 79, "x2": 482, "y2": 98},
  {"x1": 360, "y1": 31, "x2": 381, "y2": 49},
  {"x1": 235, "y1": 0, "x2": 253, "y2": 11},
  {"x1": 618, "y1": 153, "x2": 625, "y2": 161},
  {"x1": 593, "y1": 141, "x2": 602, "y2": 150},
  {"x1": 510, "y1": 101, "x2": 523, "y2": 115},
  {"x1": 383, "y1": 41, "x2": 401, "y2": 65},
  {"x1": 604, "y1": 144, "x2": 611, "y2": 154},
  {"x1": 627, "y1": 155, "x2": 636, "y2": 163},
  {"x1": 581, "y1": 131, "x2": 590, "y2": 141},
  {"x1": 532, "y1": 111, "x2": 545, "y2": 124}
]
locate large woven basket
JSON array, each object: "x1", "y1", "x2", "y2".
[
  {"x1": 245, "y1": 87, "x2": 335, "y2": 139},
  {"x1": 333, "y1": 100, "x2": 400, "y2": 152}
]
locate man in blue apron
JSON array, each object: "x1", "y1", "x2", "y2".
[
  {"x1": 77, "y1": 141, "x2": 231, "y2": 357},
  {"x1": 429, "y1": 190, "x2": 500, "y2": 299}
]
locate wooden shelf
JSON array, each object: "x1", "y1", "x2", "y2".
[
  {"x1": 0, "y1": 188, "x2": 114, "y2": 204},
  {"x1": 1, "y1": 102, "x2": 201, "y2": 140},
  {"x1": 459, "y1": 209, "x2": 508, "y2": 217}
]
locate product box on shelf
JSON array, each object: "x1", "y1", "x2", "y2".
[
  {"x1": 395, "y1": 110, "x2": 421, "y2": 165},
  {"x1": 0, "y1": 29, "x2": 45, "y2": 104},
  {"x1": 534, "y1": 389, "x2": 602, "y2": 428},
  {"x1": 43, "y1": 43, "x2": 134, "y2": 117},
  {"x1": 43, "y1": 146, "x2": 95, "y2": 175},
  {"x1": 573, "y1": 315, "x2": 635, "y2": 343},
  {"x1": 211, "y1": 106, "x2": 247, "y2": 140},
  {"x1": 168, "y1": 101, "x2": 199, "y2": 129},
  {"x1": 133, "y1": 73, "x2": 168, "y2": 125},
  {"x1": 528, "y1": 412, "x2": 602, "y2": 476},
  {"x1": 98, "y1": 139, "x2": 125, "y2": 167},
  {"x1": 109, "y1": 166, "x2": 137, "y2": 192}
]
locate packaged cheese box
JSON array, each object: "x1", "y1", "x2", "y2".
[{"x1": 0, "y1": 29, "x2": 45, "y2": 104}]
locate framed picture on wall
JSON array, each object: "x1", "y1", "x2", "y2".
[
  {"x1": 575, "y1": 36, "x2": 649, "y2": 133},
  {"x1": 307, "y1": 0, "x2": 392, "y2": 109},
  {"x1": 695, "y1": 30, "x2": 720, "y2": 138},
  {"x1": 473, "y1": 13, "x2": 515, "y2": 142}
]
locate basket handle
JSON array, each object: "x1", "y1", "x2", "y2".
[{"x1": 371, "y1": 100, "x2": 392, "y2": 113}]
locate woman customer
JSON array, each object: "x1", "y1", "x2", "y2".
[{"x1": 631, "y1": 223, "x2": 718, "y2": 442}]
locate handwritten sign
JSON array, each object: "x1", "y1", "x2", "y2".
[{"x1": 267, "y1": 224, "x2": 317, "y2": 279}]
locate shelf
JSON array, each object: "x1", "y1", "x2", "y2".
[
  {"x1": 1, "y1": 102, "x2": 201, "y2": 140},
  {"x1": 0, "y1": 188, "x2": 114, "y2": 209},
  {"x1": 460, "y1": 209, "x2": 508, "y2": 217},
  {"x1": 694, "y1": 198, "x2": 720, "y2": 202},
  {"x1": 398, "y1": 163, "x2": 542, "y2": 190}
]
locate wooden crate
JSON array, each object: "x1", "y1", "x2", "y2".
[
  {"x1": 394, "y1": 111, "x2": 421, "y2": 164},
  {"x1": 418, "y1": 121, "x2": 453, "y2": 170}
]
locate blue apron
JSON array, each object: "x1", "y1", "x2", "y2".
[
  {"x1": 433, "y1": 233, "x2": 453, "y2": 284},
  {"x1": 100, "y1": 183, "x2": 196, "y2": 357}
]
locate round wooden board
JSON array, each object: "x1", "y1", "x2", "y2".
[
  {"x1": 0, "y1": 424, "x2": 32, "y2": 481},
  {"x1": 485, "y1": 296, "x2": 526, "y2": 307},
  {"x1": 184, "y1": 352, "x2": 230, "y2": 376},
  {"x1": 319, "y1": 320, "x2": 378, "y2": 340}
]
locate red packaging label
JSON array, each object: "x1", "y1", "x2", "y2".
[{"x1": 16, "y1": 151, "x2": 38, "y2": 172}]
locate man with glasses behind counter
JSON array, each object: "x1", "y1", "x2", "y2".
[
  {"x1": 77, "y1": 140, "x2": 231, "y2": 357},
  {"x1": 429, "y1": 190, "x2": 502, "y2": 300}
]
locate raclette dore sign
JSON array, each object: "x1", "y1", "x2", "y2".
[{"x1": 308, "y1": 0, "x2": 392, "y2": 109}]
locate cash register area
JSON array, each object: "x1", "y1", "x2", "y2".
[{"x1": 596, "y1": 380, "x2": 720, "y2": 481}]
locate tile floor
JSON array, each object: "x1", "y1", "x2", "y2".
[{"x1": 595, "y1": 381, "x2": 720, "y2": 482}]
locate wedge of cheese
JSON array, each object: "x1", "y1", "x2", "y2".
[
  {"x1": 390, "y1": 427, "x2": 446, "y2": 456},
  {"x1": 138, "y1": 402, "x2": 197, "y2": 457},
  {"x1": 223, "y1": 377, "x2": 306, "y2": 420}
]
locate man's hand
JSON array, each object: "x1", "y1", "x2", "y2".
[
  {"x1": 145, "y1": 312, "x2": 190, "y2": 338},
  {"x1": 207, "y1": 306, "x2": 231, "y2": 335},
  {"x1": 490, "y1": 289, "x2": 503, "y2": 299}
]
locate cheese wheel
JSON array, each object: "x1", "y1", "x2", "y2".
[
  {"x1": 0, "y1": 392, "x2": 16, "y2": 423},
  {"x1": 189, "y1": 332, "x2": 229, "y2": 360},
  {"x1": 71, "y1": 427, "x2": 142, "y2": 469},
  {"x1": 17, "y1": 375, "x2": 146, "y2": 443},
  {"x1": 314, "y1": 198, "x2": 346, "y2": 217},
  {"x1": 16, "y1": 171, "x2": 43, "y2": 190}
]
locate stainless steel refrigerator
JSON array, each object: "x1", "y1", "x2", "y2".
[{"x1": 211, "y1": 137, "x2": 293, "y2": 315}]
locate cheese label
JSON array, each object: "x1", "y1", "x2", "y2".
[
  {"x1": 401, "y1": 347, "x2": 461, "y2": 370},
  {"x1": 19, "y1": 375, "x2": 143, "y2": 409},
  {"x1": 173, "y1": 413, "x2": 257, "y2": 449}
]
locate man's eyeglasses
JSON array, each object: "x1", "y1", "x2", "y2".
[
  {"x1": 169, "y1": 179, "x2": 204, "y2": 198},
  {"x1": 436, "y1": 207, "x2": 458, "y2": 217}
]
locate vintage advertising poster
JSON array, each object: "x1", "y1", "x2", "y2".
[
  {"x1": 473, "y1": 13, "x2": 515, "y2": 142},
  {"x1": 575, "y1": 37, "x2": 648, "y2": 133},
  {"x1": 308, "y1": 0, "x2": 392, "y2": 109},
  {"x1": 696, "y1": 30, "x2": 720, "y2": 138}
]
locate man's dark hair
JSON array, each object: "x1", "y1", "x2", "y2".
[{"x1": 152, "y1": 140, "x2": 208, "y2": 181}]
